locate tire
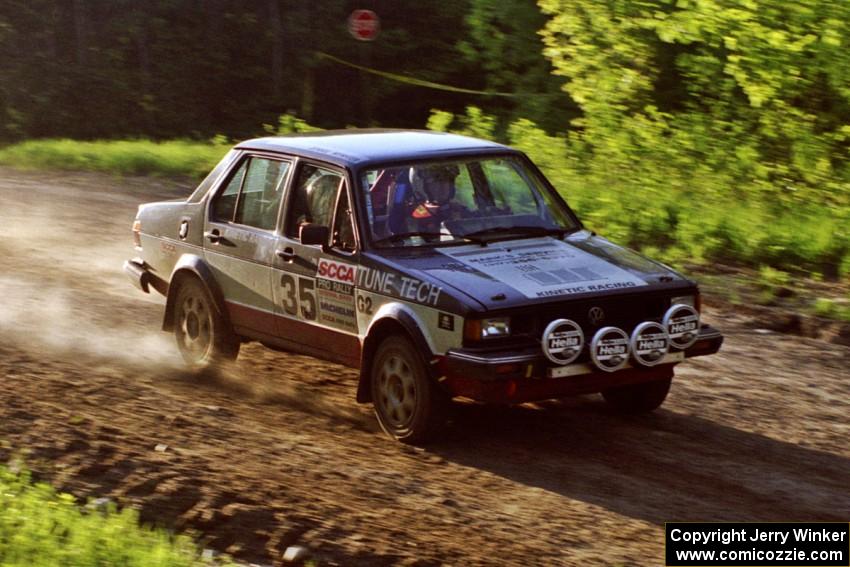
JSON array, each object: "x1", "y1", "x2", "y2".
[
  {"x1": 601, "y1": 377, "x2": 672, "y2": 414},
  {"x1": 371, "y1": 336, "x2": 449, "y2": 444},
  {"x1": 173, "y1": 277, "x2": 239, "y2": 372}
]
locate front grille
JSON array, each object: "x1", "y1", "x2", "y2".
[{"x1": 519, "y1": 291, "x2": 674, "y2": 341}]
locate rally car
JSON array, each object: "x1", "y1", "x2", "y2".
[{"x1": 124, "y1": 130, "x2": 722, "y2": 443}]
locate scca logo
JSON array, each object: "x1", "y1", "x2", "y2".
[{"x1": 317, "y1": 259, "x2": 356, "y2": 284}]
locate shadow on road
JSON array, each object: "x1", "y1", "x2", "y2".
[{"x1": 431, "y1": 398, "x2": 850, "y2": 524}]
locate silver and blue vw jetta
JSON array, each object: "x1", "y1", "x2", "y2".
[{"x1": 124, "y1": 130, "x2": 722, "y2": 443}]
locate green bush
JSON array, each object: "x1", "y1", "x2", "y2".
[{"x1": 0, "y1": 464, "x2": 229, "y2": 567}]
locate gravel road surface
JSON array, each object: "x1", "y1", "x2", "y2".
[{"x1": 1, "y1": 168, "x2": 847, "y2": 566}]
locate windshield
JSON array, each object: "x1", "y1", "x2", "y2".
[{"x1": 360, "y1": 156, "x2": 579, "y2": 247}]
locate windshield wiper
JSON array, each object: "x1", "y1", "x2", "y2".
[
  {"x1": 465, "y1": 226, "x2": 571, "y2": 240},
  {"x1": 372, "y1": 231, "x2": 485, "y2": 246}
]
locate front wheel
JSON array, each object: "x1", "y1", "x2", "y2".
[
  {"x1": 371, "y1": 336, "x2": 448, "y2": 444},
  {"x1": 601, "y1": 377, "x2": 672, "y2": 414},
  {"x1": 173, "y1": 277, "x2": 239, "y2": 372}
]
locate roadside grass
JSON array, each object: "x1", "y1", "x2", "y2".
[
  {"x1": 0, "y1": 138, "x2": 229, "y2": 178},
  {"x1": 0, "y1": 463, "x2": 232, "y2": 567}
]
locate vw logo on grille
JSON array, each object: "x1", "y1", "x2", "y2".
[{"x1": 588, "y1": 306, "x2": 605, "y2": 326}]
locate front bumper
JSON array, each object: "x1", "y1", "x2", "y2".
[{"x1": 440, "y1": 324, "x2": 723, "y2": 403}]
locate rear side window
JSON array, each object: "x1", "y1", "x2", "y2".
[{"x1": 211, "y1": 157, "x2": 291, "y2": 230}]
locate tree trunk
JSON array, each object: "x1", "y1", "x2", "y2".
[
  {"x1": 72, "y1": 0, "x2": 87, "y2": 66},
  {"x1": 269, "y1": 0, "x2": 283, "y2": 99},
  {"x1": 301, "y1": 64, "x2": 314, "y2": 121}
]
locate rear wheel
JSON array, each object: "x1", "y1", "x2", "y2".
[
  {"x1": 601, "y1": 377, "x2": 672, "y2": 414},
  {"x1": 173, "y1": 277, "x2": 239, "y2": 372},
  {"x1": 371, "y1": 336, "x2": 448, "y2": 444}
]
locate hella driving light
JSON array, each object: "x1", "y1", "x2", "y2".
[
  {"x1": 590, "y1": 326, "x2": 630, "y2": 372},
  {"x1": 542, "y1": 318, "x2": 584, "y2": 365},
  {"x1": 630, "y1": 321, "x2": 670, "y2": 367},
  {"x1": 663, "y1": 304, "x2": 700, "y2": 349}
]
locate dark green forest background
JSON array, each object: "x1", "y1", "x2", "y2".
[
  {"x1": 1, "y1": 0, "x2": 849, "y2": 281},
  {"x1": 0, "y1": 0, "x2": 574, "y2": 139}
]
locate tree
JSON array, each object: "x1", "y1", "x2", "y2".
[
  {"x1": 460, "y1": 0, "x2": 575, "y2": 132},
  {"x1": 538, "y1": 0, "x2": 850, "y2": 208}
]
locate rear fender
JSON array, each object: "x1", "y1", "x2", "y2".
[{"x1": 162, "y1": 254, "x2": 229, "y2": 332}]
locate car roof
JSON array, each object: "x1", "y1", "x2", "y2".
[{"x1": 235, "y1": 129, "x2": 516, "y2": 168}]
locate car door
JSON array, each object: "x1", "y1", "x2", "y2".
[
  {"x1": 204, "y1": 154, "x2": 291, "y2": 336},
  {"x1": 272, "y1": 161, "x2": 361, "y2": 366}
]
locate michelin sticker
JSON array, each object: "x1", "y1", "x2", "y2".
[
  {"x1": 316, "y1": 258, "x2": 358, "y2": 332},
  {"x1": 440, "y1": 238, "x2": 647, "y2": 299}
]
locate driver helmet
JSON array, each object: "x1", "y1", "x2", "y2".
[
  {"x1": 409, "y1": 163, "x2": 460, "y2": 205},
  {"x1": 305, "y1": 174, "x2": 339, "y2": 226}
]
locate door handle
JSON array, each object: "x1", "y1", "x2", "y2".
[
  {"x1": 204, "y1": 229, "x2": 222, "y2": 244},
  {"x1": 276, "y1": 247, "x2": 296, "y2": 261}
]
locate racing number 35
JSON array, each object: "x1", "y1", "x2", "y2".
[{"x1": 280, "y1": 274, "x2": 316, "y2": 320}]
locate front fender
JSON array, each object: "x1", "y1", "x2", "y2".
[
  {"x1": 356, "y1": 302, "x2": 438, "y2": 403},
  {"x1": 368, "y1": 301, "x2": 437, "y2": 356},
  {"x1": 162, "y1": 254, "x2": 229, "y2": 332}
]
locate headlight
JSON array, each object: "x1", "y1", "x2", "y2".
[{"x1": 464, "y1": 317, "x2": 511, "y2": 340}]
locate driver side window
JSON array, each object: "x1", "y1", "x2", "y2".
[{"x1": 285, "y1": 165, "x2": 344, "y2": 241}]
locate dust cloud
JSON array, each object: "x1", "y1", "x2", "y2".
[{"x1": 0, "y1": 274, "x2": 179, "y2": 368}]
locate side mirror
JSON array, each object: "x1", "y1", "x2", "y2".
[{"x1": 300, "y1": 223, "x2": 329, "y2": 247}]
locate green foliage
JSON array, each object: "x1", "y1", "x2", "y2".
[
  {"x1": 758, "y1": 266, "x2": 791, "y2": 290},
  {"x1": 263, "y1": 113, "x2": 324, "y2": 136},
  {"x1": 0, "y1": 464, "x2": 230, "y2": 567},
  {"x1": 427, "y1": 106, "x2": 497, "y2": 140},
  {"x1": 459, "y1": 0, "x2": 576, "y2": 131},
  {"x1": 538, "y1": 0, "x2": 850, "y2": 208},
  {"x1": 0, "y1": 139, "x2": 230, "y2": 178},
  {"x1": 813, "y1": 297, "x2": 837, "y2": 317},
  {"x1": 756, "y1": 265, "x2": 791, "y2": 304},
  {"x1": 812, "y1": 297, "x2": 850, "y2": 321},
  {"x1": 525, "y1": 0, "x2": 850, "y2": 277}
]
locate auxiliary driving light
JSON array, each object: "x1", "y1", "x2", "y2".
[
  {"x1": 663, "y1": 304, "x2": 700, "y2": 349},
  {"x1": 630, "y1": 321, "x2": 670, "y2": 367},
  {"x1": 589, "y1": 326, "x2": 630, "y2": 372},
  {"x1": 541, "y1": 318, "x2": 584, "y2": 365}
]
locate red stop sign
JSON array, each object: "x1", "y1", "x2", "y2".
[{"x1": 348, "y1": 9, "x2": 380, "y2": 41}]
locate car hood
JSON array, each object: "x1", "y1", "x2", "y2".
[{"x1": 376, "y1": 232, "x2": 692, "y2": 311}]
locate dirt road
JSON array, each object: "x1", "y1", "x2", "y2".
[{"x1": 0, "y1": 168, "x2": 848, "y2": 566}]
